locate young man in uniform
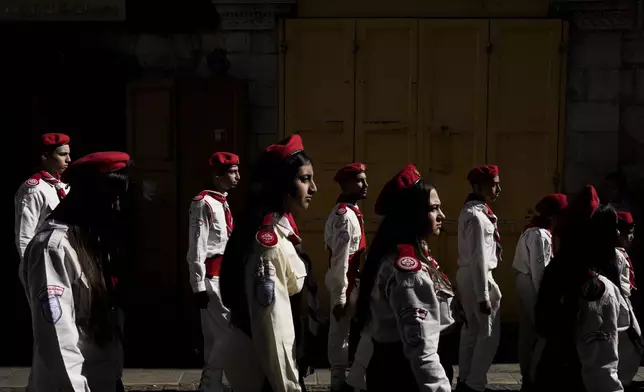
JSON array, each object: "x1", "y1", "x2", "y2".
[
  {"x1": 324, "y1": 163, "x2": 371, "y2": 392},
  {"x1": 14, "y1": 133, "x2": 71, "y2": 260},
  {"x1": 187, "y1": 152, "x2": 240, "y2": 392},
  {"x1": 456, "y1": 164, "x2": 502, "y2": 392}
]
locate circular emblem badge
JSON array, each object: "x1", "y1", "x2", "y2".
[
  {"x1": 395, "y1": 256, "x2": 421, "y2": 272},
  {"x1": 256, "y1": 228, "x2": 278, "y2": 247},
  {"x1": 26, "y1": 178, "x2": 39, "y2": 187},
  {"x1": 336, "y1": 207, "x2": 347, "y2": 215}
]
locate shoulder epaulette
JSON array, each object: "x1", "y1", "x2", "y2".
[
  {"x1": 25, "y1": 173, "x2": 42, "y2": 187},
  {"x1": 256, "y1": 214, "x2": 278, "y2": 248},
  {"x1": 394, "y1": 244, "x2": 422, "y2": 273},
  {"x1": 336, "y1": 203, "x2": 348, "y2": 216},
  {"x1": 192, "y1": 191, "x2": 208, "y2": 202},
  {"x1": 580, "y1": 270, "x2": 606, "y2": 301}
]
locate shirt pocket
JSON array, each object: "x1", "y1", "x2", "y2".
[{"x1": 484, "y1": 223, "x2": 495, "y2": 245}]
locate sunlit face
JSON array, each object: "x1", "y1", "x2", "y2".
[
  {"x1": 428, "y1": 189, "x2": 446, "y2": 236},
  {"x1": 343, "y1": 172, "x2": 368, "y2": 200},
  {"x1": 42, "y1": 144, "x2": 71, "y2": 174},
  {"x1": 214, "y1": 165, "x2": 240, "y2": 191},
  {"x1": 618, "y1": 226, "x2": 635, "y2": 249},
  {"x1": 476, "y1": 175, "x2": 501, "y2": 203},
  {"x1": 287, "y1": 163, "x2": 317, "y2": 214}
]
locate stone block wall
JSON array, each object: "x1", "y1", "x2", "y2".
[{"x1": 555, "y1": 0, "x2": 644, "y2": 194}]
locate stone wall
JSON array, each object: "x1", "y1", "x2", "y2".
[{"x1": 554, "y1": 0, "x2": 644, "y2": 193}]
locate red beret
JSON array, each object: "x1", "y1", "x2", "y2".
[
  {"x1": 265, "y1": 134, "x2": 304, "y2": 159},
  {"x1": 41, "y1": 133, "x2": 70, "y2": 147},
  {"x1": 208, "y1": 152, "x2": 240, "y2": 168},
  {"x1": 61, "y1": 151, "x2": 130, "y2": 183},
  {"x1": 467, "y1": 164, "x2": 499, "y2": 184},
  {"x1": 535, "y1": 193, "x2": 568, "y2": 217},
  {"x1": 334, "y1": 162, "x2": 366, "y2": 183},
  {"x1": 617, "y1": 211, "x2": 634, "y2": 226},
  {"x1": 374, "y1": 164, "x2": 422, "y2": 215},
  {"x1": 569, "y1": 185, "x2": 600, "y2": 220}
]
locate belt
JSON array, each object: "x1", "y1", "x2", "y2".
[{"x1": 205, "y1": 255, "x2": 223, "y2": 278}]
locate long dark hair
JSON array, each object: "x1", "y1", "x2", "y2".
[
  {"x1": 47, "y1": 166, "x2": 131, "y2": 347},
  {"x1": 354, "y1": 179, "x2": 442, "y2": 332},
  {"x1": 219, "y1": 149, "x2": 312, "y2": 329}
]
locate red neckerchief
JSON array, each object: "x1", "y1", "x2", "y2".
[
  {"x1": 203, "y1": 191, "x2": 233, "y2": 236},
  {"x1": 284, "y1": 213, "x2": 302, "y2": 245},
  {"x1": 465, "y1": 193, "x2": 503, "y2": 262},
  {"x1": 421, "y1": 246, "x2": 450, "y2": 282},
  {"x1": 617, "y1": 247, "x2": 637, "y2": 290},
  {"x1": 38, "y1": 170, "x2": 67, "y2": 200}
]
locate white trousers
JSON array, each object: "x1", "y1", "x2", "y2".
[
  {"x1": 515, "y1": 273, "x2": 537, "y2": 385},
  {"x1": 328, "y1": 288, "x2": 372, "y2": 389},
  {"x1": 200, "y1": 277, "x2": 231, "y2": 392},
  {"x1": 457, "y1": 268, "x2": 502, "y2": 392}
]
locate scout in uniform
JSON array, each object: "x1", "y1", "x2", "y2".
[
  {"x1": 20, "y1": 151, "x2": 131, "y2": 392},
  {"x1": 615, "y1": 211, "x2": 643, "y2": 389},
  {"x1": 220, "y1": 134, "x2": 316, "y2": 392},
  {"x1": 324, "y1": 162, "x2": 371, "y2": 392},
  {"x1": 353, "y1": 164, "x2": 455, "y2": 392},
  {"x1": 187, "y1": 152, "x2": 240, "y2": 392},
  {"x1": 456, "y1": 164, "x2": 502, "y2": 392},
  {"x1": 15, "y1": 133, "x2": 71, "y2": 260},
  {"x1": 511, "y1": 193, "x2": 567, "y2": 388},
  {"x1": 534, "y1": 186, "x2": 635, "y2": 392}
]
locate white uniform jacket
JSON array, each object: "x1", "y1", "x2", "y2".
[
  {"x1": 370, "y1": 244, "x2": 454, "y2": 391},
  {"x1": 576, "y1": 274, "x2": 632, "y2": 392},
  {"x1": 457, "y1": 201, "x2": 500, "y2": 304},
  {"x1": 20, "y1": 220, "x2": 122, "y2": 392},
  {"x1": 512, "y1": 227, "x2": 552, "y2": 293},
  {"x1": 324, "y1": 202, "x2": 364, "y2": 308},
  {"x1": 615, "y1": 248, "x2": 634, "y2": 297},
  {"x1": 226, "y1": 214, "x2": 307, "y2": 392},
  {"x1": 14, "y1": 174, "x2": 69, "y2": 259},
  {"x1": 187, "y1": 190, "x2": 232, "y2": 292}
]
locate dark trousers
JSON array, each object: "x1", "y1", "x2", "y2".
[{"x1": 366, "y1": 340, "x2": 419, "y2": 392}]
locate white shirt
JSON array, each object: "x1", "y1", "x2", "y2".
[
  {"x1": 14, "y1": 175, "x2": 69, "y2": 259},
  {"x1": 186, "y1": 191, "x2": 232, "y2": 292},
  {"x1": 615, "y1": 248, "x2": 633, "y2": 297},
  {"x1": 20, "y1": 220, "x2": 122, "y2": 392},
  {"x1": 512, "y1": 227, "x2": 553, "y2": 293},
  {"x1": 457, "y1": 200, "x2": 499, "y2": 303},
  {"x1": 324, "y1": 203, "x2": 363, "y2": 307}
]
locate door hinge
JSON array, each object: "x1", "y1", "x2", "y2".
[
  {"x1": 553, "y1": 172, "x2": 561, "y2": 190},
  {"x1": 486, "y1": 41, "x2": 493, "y2": 54},
  {"x1": 280, "y1": 40, "x2": 288, "y2": 54},
  {"x1": 558, "y1": 41, "x2": 567, "y2": 55}
]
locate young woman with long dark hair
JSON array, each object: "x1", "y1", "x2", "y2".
[
  {"x1": 20, "y1": 151, "x2": 131, "y2": 392},
  {"x1": 219, "y1": 134, "x2": 317, "y2": 392},
  {"x1": 353, "y1": 164, "x2": 454, "y2": 392},
  {"x1": 534, "y1": 185, "x2": 638, "y2": 392}
]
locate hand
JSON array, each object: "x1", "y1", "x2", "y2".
[
  {"x1": 332, "y1": 304, "x2": 346, "y2": 321},
  {"x1": 479, "y1": 300, "x2": 492, "y2": 315},
  {"x1": 195, "y1": 291, "x2": 209, "y2": 309}
]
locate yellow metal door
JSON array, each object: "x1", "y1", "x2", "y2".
[
  {"x1": 354, "y1": 19, "x2": 419, "y2": 237},
  {"x1": 417, "y1": 20, "x2": 490, "y2": 279},
  {"x1": 487, "y1": 20, "x2": 564, "y2": 320},
  {"x1": 283, "y1": 20, "x2": 356, "y2": 310}
]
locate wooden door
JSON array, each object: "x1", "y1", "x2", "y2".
[
  {"x1": 487, "y1": 20, "x2": 564, "y2": 320},
  {"x1": 126, "y1": 79, "x2": 181, "y2": 364},
  {"x1": 283, "y1": 20, "x2": 355, "y2": 309},
  {"x1": 417, "y1": 20, "x2": 489, "y2": 278},
  {"x1": 354, "y1": 19, "x2": 419, "y2": 238}
]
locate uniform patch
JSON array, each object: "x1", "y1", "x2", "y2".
[
  {"x1": 581, "y1": 330, "x2": 611, "y2": 344},
  {"x1": 192, "y1": 194, "x2": 205, "y2": 201},
  {"x1": 38, "y1": 285, "x2": 65, "y2": 324},
  {"x1": 336, "y1": 206, "x2": 347, "y2": 215},
  {"x1": 254, "y1": 262, "x2": 276, "y2": 307},
  {"x1": 395, "y1": 256, "x2": 422, "y2": 273},
  {"x1": 256, "y1": 227, "x2": 278, "y2": 247},
  {"x1": 399, "y1": 308, "x2": 428, "y2": 347},
  {"x1": 25, "y1": 178, "x2": 39, "y2": 187}
]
